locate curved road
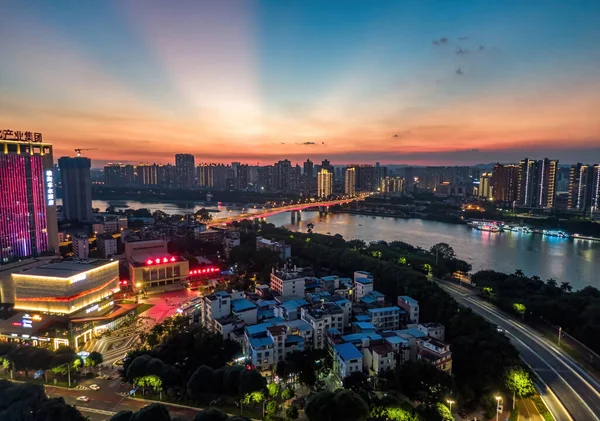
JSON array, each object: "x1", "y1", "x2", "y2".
[{"x1": 438, "y1": 280, "x2": 600, "y2": 421}]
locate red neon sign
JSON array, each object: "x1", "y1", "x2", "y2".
[
  {"x1": 146, "y1": 256, "x2": 179, "y2": 266},
  {"x1": 188, "y1": 267, "x2": 219, "y2": 276}
]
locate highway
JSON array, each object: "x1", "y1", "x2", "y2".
[{"x1": 438, "y1": 280, "x2": 600, "y2": 421}]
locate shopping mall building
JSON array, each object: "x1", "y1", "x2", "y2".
[{"x1": 0, "y1": 258, "x2": 138, "y2": 349}]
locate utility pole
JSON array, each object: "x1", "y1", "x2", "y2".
[
  {"x1": 67, "y1": 363, "x2": 71, "y2": 387},
  {"x1": 558, "y1": 326, "x2": 562, "y2": 346}
]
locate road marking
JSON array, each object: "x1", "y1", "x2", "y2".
[
  {"x1": 448, "y1": 291, "x2": 598, "y2": 420},
  {"x1": 464, "y1": 294, "x2": 600, "y2": 402}
]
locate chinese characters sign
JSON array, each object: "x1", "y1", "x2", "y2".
[
  {"x1": 46, "y1": 170, "x2": 55, "y2": 206},
  {"x1": 0, "y1": 129, "x2": 43, "y2": 142}
]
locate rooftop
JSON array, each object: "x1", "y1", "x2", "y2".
[
  {"x1": 272, "y1": 268, "x2": 305, "y2": 281},
  {"x1": 13, "y1": 259, "x2": 117, "y2": 279},
  {"x1": 371, "y1": 343, "x2": 394, "y2": 356},
  {"x1": 342, "y1": 333, "x2": 382, "y2": 343},
  {"x1": 354, "y1": 315, "x2": 371, "y2": 322},
  {"x1": 355, "y1": 277, "x2": 373, "y2": 285},
  {"x1": 321, "y1": 276, "x2": 339, "y2": 282},
  {"x1": 231, "y1": 298, "x2": 257, "y2": 313},
  {"x1": 246, "y1": 322, "x2": 273, "y2": 336},
  {"x1": 282, "y1": 319, "x2": 312, "y2": 333},
  {"x1": 335, "y1": 343, "x2": 363, "y2": 362},
  {"x1": 420, "y1": 322, "x2": 444, "y2": 329},
  {"x1": 399, "y1": 295, "x2": 419, "y2": 305},
  {"x1": 249, "y1": 336, "x2": 274, "y2": 349},
  {"x1": 353, "y1": 322, "x2": 376, "y2": 331},
  {"x1": 385, "y1": 336, "x2": 409, "y2": 346},
  {"x1": 368, "y1": 306, "x2": 401, "y2": 314},
  {"x1": 399, "y1": 328, "x2": 427, "y2": 339},
  {"x1": 355, "y1": 270, "x2": 372, "y2": 276},
  {"x1": 285, "y1": 335, "x2": 304, "y2": 345}
]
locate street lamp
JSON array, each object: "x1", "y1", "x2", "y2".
[
  {"x1": 495, "y1": 395, "x2": 502, "y2": 421},
  {"x1": 446, "y1": 399, "x2": 455, "y2": 413}
]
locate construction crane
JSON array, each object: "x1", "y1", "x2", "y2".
[{"x1": 74, "y1": 148, "x2": 97, "y2": 157}]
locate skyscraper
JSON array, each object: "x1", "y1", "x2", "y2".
[
  {"x1": 303, "y1": 159, "x2": 314, "y2": 179},
  {"x1": 517, "y1": 158, "x2": 558, "y2": 208},
  {"x1": 374, "y1": 163, "x2": 387, "y2": 191},
  {"x1": 491, "y1": 164, "x2": 520, "y2": 204},
  {"x1": 478, "y1": 172, "x2": 493, "y2": 199},
  {"x1": 0, "y1": 131, "x2": 58, "y2": 264},
  {"x1": 175, "y1": 154, "x2": 195, "y2": 189},
  {"x1": 381, "y1": 176, "x2": 405, "y2": 193},
  {"x1": 58, "y1": 156, "x2": 93, "y2": 222},
  {"x1": 568, "y1": 163, "x2": 600, "y2": 213},
  {"x1": 137, "y1": 163, "x2": 158, "y2": 185},
  {"x1": 104, "y1": 163, "x2": 136, "y2": 187},
  {"x1": 345, "y1": 166, "x2": 356, "y2": 196},
  {"x1": 317, "y1": 169, "x2": 333, "y2": 198},
  {"x1": 274, "y1": 159, "x2": 292, "y2": 191},
  {"x1": 356, "y1": 165, "x2": 375, "y2": 191},
  {"x1": 197, "y1": 163, "x2": 215, "y2": 187}
]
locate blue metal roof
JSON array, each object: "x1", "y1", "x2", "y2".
[
  {"x1": 355, "y1": 315, "x2": 371, "y2": 322},
  {"x1": 231, "y1": 298, "x2": 257, "y2": 312},
  {"x1": 342, "y1": 333, "x2": 383, "y2": 343},
  {"x1": 258, "y1": 309, "x2": 274, "y2": 320},
  {"x1": 360, "y1": 295, "x2": 377, "y2": 304},
  {"x1": 399, "y1": 296, "x2": 418, "y2": 305},
  {"x1": 355, "y1": 277, "x2": 373, "y2": 285},
  {"x1": 401, "y1": 328, "x2": 427, "y2": 338},
  {"x1": 283, "y1": 319, "x2": 312, "y2": 332},
  {"x1": 321, "y1": 276, "x2": 338, "y2": 282},
  {"x1": 335, "y1": 343, "x2": 363, "y2": 361},
  {"x1": 285, "y1": 335, "x2": 304, "y2": 345},
  {"x1": 214, "y1": 291, "x2": 230, "y2": 297},
  {"x1": 328, "y1": 328, "x2": 341, "y2": 335},
  {"x1": 249, "y1": 336, "x2": 274, "y2": 349},
  {"x1": 339, "y1": 277, "x2": 353, "y2": 283},
  {"x1": 354, "y1": 322, "x2": 376, "y2": 330},
  {"x1": 385, "y1": 336, "x2": 409, "y2": 345},
  {"x1": 246, "y1": 322, "x2": 273, "y2": 336},
  {"x1": 368, "y1": 306, "x2": 401, "y2": 314},
  {"x1": 370, "y1": 291, "x2": 385, "y2": 297},
  {"x1": 356, "y1": 270, "x2": 372, "y2": 276}
]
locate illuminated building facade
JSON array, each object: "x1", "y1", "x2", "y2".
[
  {"x1": 129, "y1": 255, "x2": 190, "y2": 290},
  {"x1": 478, "y1": 172, "x2": 493, "y2": 199},
  {"x1": 175, "y1": 153, "x2": 195, "y2": 189},
  {"x1": 491, "y1": 164, "x2": 519, "y2": 204},
  {"x1": 517, "y1": 158, "x2": 558, "y2": 208},
  {"x1": 0, "y1": 133, "x2": 58, "y2": 265},
  {"x1": 345, "y1": 166, "x2": 356, "y2": 196},
  {"x1": 317, "y1": 169, "x2": 333, "y2": 198},
  {"x1": 381, "y1": 176, "x2": 405, "y2": 194},
  {"x1": 137, "y1": 163, "x2": 158, "y2": 185},
  {"x1": 10, "y1": 260, "x2": 119, "y2": 315}
]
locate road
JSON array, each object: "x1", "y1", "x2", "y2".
[
  {"x1": 519, "y1": 398, "x2": 544, "y2": 421},
  {"x1": 438, "y1": 280, "x2": 600, "y2": 421}
]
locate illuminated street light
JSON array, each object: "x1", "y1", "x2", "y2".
[
  {"x1": 495, "y1": 395, "x2": 502, "y2": 421},
  {"x1": 446, "y1": 399, "x2": 455, "y2": 413}
]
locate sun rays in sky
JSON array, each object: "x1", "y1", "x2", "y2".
[{"x1": 1, "y1": 0, "x2": 599, "y2": 165}]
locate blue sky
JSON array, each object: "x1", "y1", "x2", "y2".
[{"x1": 1, "y1": 0, "x2": 598, "y2": 165}]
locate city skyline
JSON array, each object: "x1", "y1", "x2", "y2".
[{"x1": 1, "y1": 0, "x2": 599, "y2": 165}]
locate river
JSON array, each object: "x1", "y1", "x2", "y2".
[{"x1": 89, "y1": 200, "x2": 600, "y2": 290}]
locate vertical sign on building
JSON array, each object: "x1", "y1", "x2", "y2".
[{"x1": 45, "y1": 170, "x2": 54, "y2": 206}]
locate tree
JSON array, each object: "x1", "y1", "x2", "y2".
[
  {"x1": 238, "y1": 369, "x2": 266, "y2": 397},
  {"x1": 504, "y1": 366, "x2": 535, "y2": 404},
  {"x1": 342, "y1": 372, "x2": 370, "y2": 394},
  {"x1": 130, "y1": 403, "x2": 170, "y2": 421},
  {"x1": 513, "y1": 303, "x2": 526, "y2": 321},
  {"x1": 418, "y1": 403, "x2": 453, "y2": 421},
  {"x1": 265, "y1": 401, "x2": 279, "y2": 420},
  {"x1": 187, "y1": 365, "x2": 216, "y2": 398},
  {"x1": 430, "y1": 243, "x2": 456, "y2": 261},
  {"x1": 193, "y1": 408, "x2": 229, "y2": 421},
  {"x1": 396, "y1": 361, "x2": 453, "y2": 404},
  {"x1": 285, "y1": 405, "x2": 299, "y2": 421},
  {"x1": 514, "y1": 269, "x2": 525, "y2": 278},
  {"x1": 560, "y1": 281, "x2": 572, "y2": 293},
  {"x1": 305, "y1": 390, "x2": 369, "y2": 421},
  {"x1": 133, "y1": 375, "x2": 163, "y2": 397},
  {"x1": 86, "y1": 351, "x2": 103, "y2": 368}
]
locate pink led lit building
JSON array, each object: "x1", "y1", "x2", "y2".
[{"x1": 0, "y1": 132, "x2": 59, "y2": 265}]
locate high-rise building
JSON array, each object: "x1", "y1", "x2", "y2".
[
  {"x1": 175, "y1": 154, "x2": 195, "y2": 189},
  {"x1": 317, "y1": 169, "x2": 333, "y2": 198},
  {"x1": 303, "y1": 159, "x2": 314, "y2": 179},
  {"x1": 58, "y1": 157, "x2": 93, "y2": 222},
  {"x1": 197, "y1": 163, "x2": 215, "y2": 187},
  {"x1": 381, "y1": 176, "x2": 405, "y2": 193},
  {"x1": 104, "y1": 163, "x2": 136, "y2": 187},
  {"x1": 274, "y1": 159, "x2": 292, "y2": 191},
  {"x1": 290, "y1": 164, "x2": 301, "y2": 192},
  {"x1": 491, "y1": 164, "x2": 520, "y2": 204},
  {"x1": 137, "y1": 163, "x2": 158, "y2": 185},
  {"x1": 568, "y1": 163, "x2": 600, "y2": 213},
  {"x1": 356, "y1": 165, "x2": 375, "y2": 191},
  {"x1": 237, "y1": 164, "x2": 249, "y2": 191},
  {"x1": 345, "y1": 166, "x2": 356, "y2": 196},
  {"x1": 258, "y1": 165, "x2": 274, "y2": 192},
  {"x1": 517, "y1": 158, "x2": 558, "y2": 208},
  {"x1": 374, "y1": 163, "x2": 387, "y2": 191},
  {"x1": 157, "y1": 164, "x2": 175, "y2": 188},
  {"x1": 0, "y1": 131, "x2": 58, "y2": 264},
  {"x1": 478, "y1": 172, "x2": 493, "y2": 199}
]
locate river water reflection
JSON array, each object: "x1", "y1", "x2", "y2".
[{"x1": 88, "y1": 200, "x2": 599, "y2": 290}]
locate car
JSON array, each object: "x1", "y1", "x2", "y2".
[
  {"x1": 89, "y1": 384, "x2": 100, "y2": 391},
  {"x1": 496, "y1": 325, "x2": 504, "y2": 333},
  {"x1": 76, "y1": 396, "x2": 90, "y2": 402}
]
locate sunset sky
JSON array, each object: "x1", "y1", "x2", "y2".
[{"x1": 1, "y1": 0, "x2": 599, "y2": 166}]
